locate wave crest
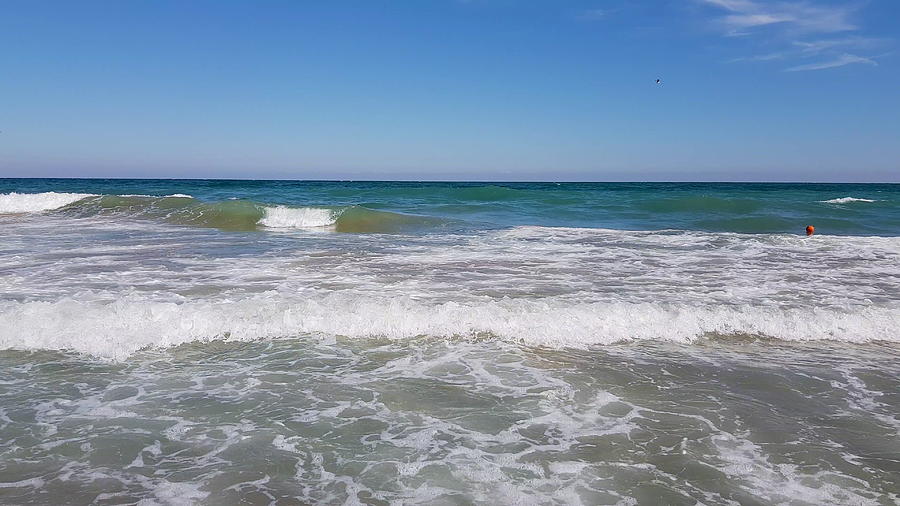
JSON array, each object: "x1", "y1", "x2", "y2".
[
  {"x1": 260, "y1": 206, "x2": 339, "y2": 228},
  {"x1": 0, "y1": 192, "x2": 94, "y2": 213},
  {"x1": 820, "y1": 197, "x2": 876, "y2": 204},
  {"x1": 1, "y1": 296, "x2": 895, "y2": 359}
]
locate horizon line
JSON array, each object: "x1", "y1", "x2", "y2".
[{"x1": 1, "y1": 177, "x2": 898, "y2": 185}]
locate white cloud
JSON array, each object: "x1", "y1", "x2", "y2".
[{"x1": 785, "y1": 53, "x2": 877, "y2": 71}]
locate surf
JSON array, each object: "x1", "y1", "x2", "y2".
[
  {"x1": 1, "y1": 295, "x2": 897, "y2": 359},
  {"x1": 819, "y1": 197, "x2": 877, "y2": 204}
]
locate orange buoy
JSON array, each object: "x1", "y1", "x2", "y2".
[{"x1": 806, "y1": 225, "x2": 815, "y2": 236}]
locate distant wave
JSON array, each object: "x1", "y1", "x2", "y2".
[
  {"x1": 640, "y1": 195, "x2": 763, "y2": 214},
  {"x1": 819, "y1": 197, "x2": 876, "y2": 204},
  {"x1": 0, "y1": 192, "x2": 94, "y2": 213},
  {"x1": 0, "y1": 295, "x2": 896, "y2": 359},
  {"x1": 2, "y1": 190, "x2": 893, "y2": 236}
]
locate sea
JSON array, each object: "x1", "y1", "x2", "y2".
[{"x1": 0, "y1": 179, "x2": 898, "y2": 505}]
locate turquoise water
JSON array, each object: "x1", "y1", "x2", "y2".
[
  {"x1": 1, "y1": 179, "x2": 898, "y2": 504},
  {"x1": 2, "y1": 179, "x2": 899, "y2": 235}
]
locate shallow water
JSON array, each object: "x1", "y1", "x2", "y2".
[
  {"x1": 1, "y1": 180, "x2": 898, "y2": 504},
  {"x1": 1, "y1": 338, "x2": 898, "y2": 505}
]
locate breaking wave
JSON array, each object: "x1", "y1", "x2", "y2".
[
  {"x1": 260, "y1": 206, "x2": 340, "y2": 228},
  {"x1": 1, "y1": 192, "x2": 447, "y2": 233},
  {"x1": 0, "y1": 191, "x2": 95, "y2": 213},
  {"x1": 0, "y1": 295, "x2": 895, "y2": 359},
  {"x1": 820, "y1": 197, "x2": 877, "y2": 204}
]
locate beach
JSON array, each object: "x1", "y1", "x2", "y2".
[{"x1": 1, "y1": 180, "x2": 898, "y2": 504}]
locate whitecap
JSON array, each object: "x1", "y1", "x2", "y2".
[
  {"x1": 0, "y1": 192, "x2": 95, "y2": 213},
  {"x1": 819, "y1": 197, "x2": 876, "y2": 204},
  {"x1": 0, "y1": 295, "x2": 896, "y2": 359},
  {"x1": 259, "y1": 206, "x2": 339, "y2": 228},
  {"x1": 117, "y1": 194, "x2": 194, "y2": 198}
]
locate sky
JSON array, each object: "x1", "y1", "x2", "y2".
[{"x1": 0, "y1": 0, "x2": 898, "y2": 181}]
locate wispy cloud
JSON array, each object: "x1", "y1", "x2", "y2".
[
  {"x1": 793, "y1": 36, "x2": 885, "y2": 54},
  {"x1": 700, "y1": 0, "x2": 888, "y2": 71},
  {"x1": 577, "y1": 5, "x2": 634, "y2": 22},
  {"x1": 579, "y1": 9, "x2": 608, "y2": 20},
  {"x1": 730, "y1": 51, "x2": 789, "y2": 62},
  {"x1": 723, "y1": 13, "x2": 793, "y2": 29},
  {"x1": 700, "y1": 0, "x2": 856, "y2": 34},
  {"x1": 737, "y1": 36, "x2": 885, "y2": 61},
  {"x1": 785, "y1": 53, "x2": 877, "y2": 71}
]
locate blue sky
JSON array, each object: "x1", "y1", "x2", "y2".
[{"x1": 1, "y1": 0, "x2": 897, "y2": 181}]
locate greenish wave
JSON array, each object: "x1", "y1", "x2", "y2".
[{"x1": 51, "y1": 194, "x2": 448, "y2": 233}]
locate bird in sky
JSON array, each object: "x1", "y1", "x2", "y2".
[{"x1": 656, "y1": 78, "x2": 661, "y2": 85}]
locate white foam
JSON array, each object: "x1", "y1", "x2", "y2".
[
  {"x1": 0, "y1": 192, "x2": 94, "y2": 213},
  {"x1": 710, "y1": 431, "x2": 881, "y2": 505},
  {"x1": 118, "y1": 194, "x2": 193, "y2": 198},
  {"x1": 259, "y1": 206, "x2": 339, "y2": 228},
  {"x1": 819, "y1": 197, "x2": 876, "y2": 204},
  {"x1": 0, "y1": 295, "x2": 896, "y2": 359},
  {"x1": 0, "y1": 477, "x2": 45, "y2": 489}
]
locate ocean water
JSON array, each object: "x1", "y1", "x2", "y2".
[{"x1": 0, "y1": 179, "x2": 898, "y2": 505}]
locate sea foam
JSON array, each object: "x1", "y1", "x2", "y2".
[
  {"x1": 0, "y1": 192, "x2": 95, "y2": 213},
  {"x1": 259, "y1": 206, "x2": 339, "y2": 228}
]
